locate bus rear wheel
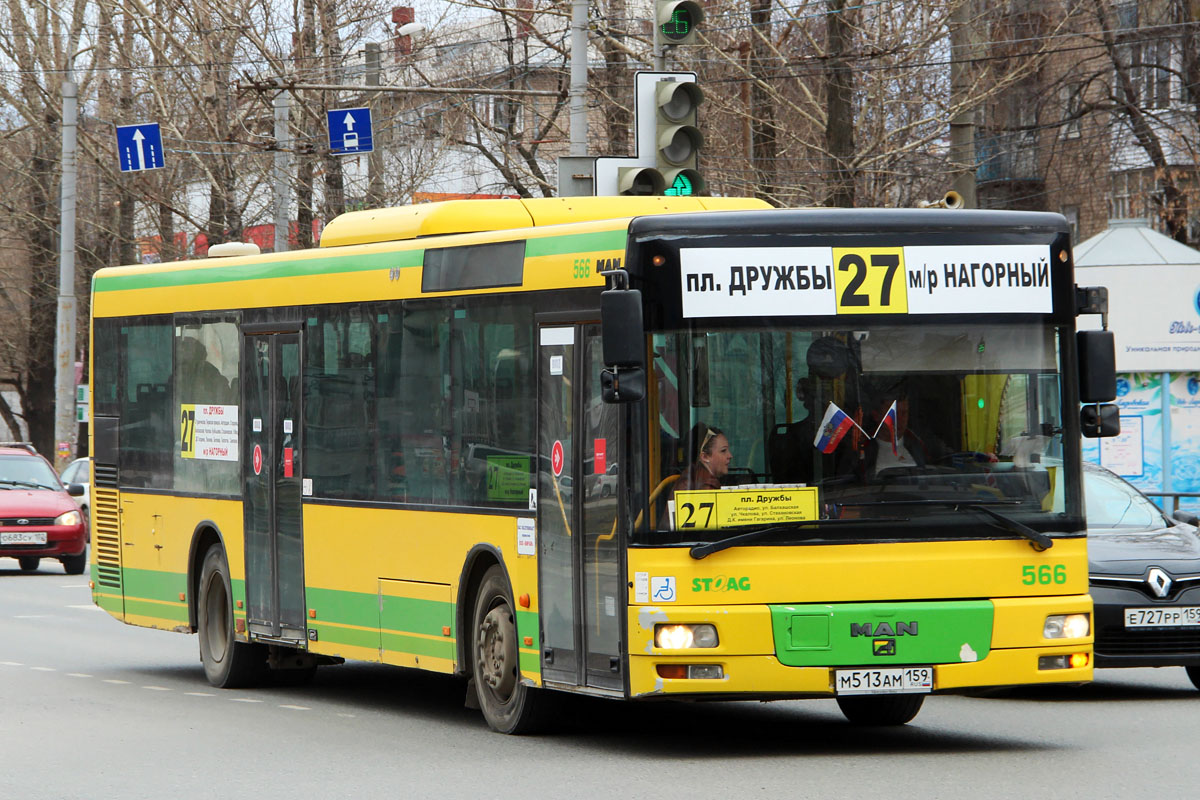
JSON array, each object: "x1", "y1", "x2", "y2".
[
  {"x1": 836, "y1": 693, "x2": 925, "y2": 726},
  {"x1": 471, "y1": 565, "x2": 545, "y2": 734},
  {"x1": 198, "y1": 544, "x2": 267, "y2": 688}
]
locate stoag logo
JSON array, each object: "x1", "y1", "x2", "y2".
[{"x1": 1115, "y1": 376, "x2": 1130, "y2": 397}]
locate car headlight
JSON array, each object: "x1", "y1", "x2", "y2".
[
  {"x1": 1044, "y1": 613, "x2": 1090, "y2": 639},
  {"x1": 654, "y1": 623, "x2": 719, "y2": 649},
  {"x1": 54, "y1": 509, "x2": 83, "y2": 527}
]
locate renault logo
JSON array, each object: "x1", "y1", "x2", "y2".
[{"x1": 1147, "y1": 568, "x2": 1173, "y2": 599}]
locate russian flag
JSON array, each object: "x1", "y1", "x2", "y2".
[
  {"x1": 813, "y1": 402, "x2": 858, "y2": 454},
  {"x1": 873, "y1": 400, "x2": 899, "y2": 455}
]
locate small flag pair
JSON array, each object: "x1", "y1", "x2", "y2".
[{"x1": 812, "y1": 400, "x2": 898, "y2": 454}]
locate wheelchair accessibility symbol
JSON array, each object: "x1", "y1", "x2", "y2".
[{"x1": 650, "y1": 576, "x2": 676, "y2": 602}]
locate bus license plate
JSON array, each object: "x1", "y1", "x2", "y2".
[
  {"x1": 835, "y1": 667, "x2": 933, "y2": 695},
  {"x1": 1124, "y1": 606, "x2": 1200, "y2": 628},
  {"x1": 0, "y1": 531, "x2": 47, "y2": 545}
]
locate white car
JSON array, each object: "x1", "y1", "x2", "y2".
[{"x1": 60, "y1": 457, "x2": 90, "y2": 522}]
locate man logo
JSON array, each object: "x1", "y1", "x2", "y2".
[
  {"x1": 850, "y1": 621, "x2": 918, "y2": 637},
  {"x1": 873, "y1": 639, "x2": 896, "y2": 656}
]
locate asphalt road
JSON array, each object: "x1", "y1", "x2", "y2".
[{"x1": 2, "y1": 560, "x2": 1196, "y2": 799}]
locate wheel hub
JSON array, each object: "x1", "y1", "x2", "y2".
[{"x1": 478, "y1": 605, "x2": 517, "y2": 698}]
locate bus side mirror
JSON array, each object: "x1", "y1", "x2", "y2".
[
  {"x1": 601, "y1": 288, "x2": 645, "y2": 369},
  {"x1": 601, "y1": 367, "x2": 645, "y2": 404},
  {"x1": 1077, "y1": 330, "x2": 1116, "y2": 403},
  {"x1": 1081, "y1": 403, "x2": 1120, "y2": 438}
]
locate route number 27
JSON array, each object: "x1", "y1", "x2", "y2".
[{"x1": 833, "y1": 247, "x2": 909, "y2": 315}]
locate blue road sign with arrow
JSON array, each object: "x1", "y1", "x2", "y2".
[
  {"x1": 116, "y1": 123, "x2": 165, "y2": 172},
  {"x1": 328, "y1": 107, "x2": 373, "y2": 155}
]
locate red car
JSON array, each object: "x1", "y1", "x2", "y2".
[{"x1": 0, "y1": 444, "x2": 87, "y2": 574}]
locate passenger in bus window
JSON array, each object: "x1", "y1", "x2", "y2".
[{"x1": 675, "y1": 423, "x2": 732, "y2": 492}]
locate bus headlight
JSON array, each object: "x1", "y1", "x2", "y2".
[
  {"x1": 54, "y1": 509, "x2": 83, "y2": 527},
  {"x1": 1044, "y1": 613, "x2": 1090, "y2": 639},
  {"x1": 655, "y1": 623, "x2": 719, "y2": 649}
]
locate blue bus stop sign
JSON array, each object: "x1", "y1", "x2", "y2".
[
  {"x1": 116, "y1": 123, "x2": 165, "y2": 172},
  {"x1": 328, "y1": 107, "x2": 373, "y2": 155}
]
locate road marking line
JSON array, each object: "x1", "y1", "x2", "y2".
[
  {"x1": 67, "y1": 673, "x2": 93, "y2": 678},
  {"x1": 68, "y1": 604, "x2": 105, "y2": 611},
  {"x1": 279, "y1": 704, "x2": 311, "y2": 711},
  {"x1": 185, "y1": 692, "x2": 215, "y2": 697},
  {"x1": 61, "y1": 584, "x2": 89, "y2": 589},
  {"x1": 143, "y1": 686, "x2": 171, "y2": 691},
  {"x1": 336, "y1": 713, "x2": 357, "y2": 718},
  {"x1": 103, "y1": 679, "x2": 131, "y2": 685},
  {"x1": 13, "y1": 615, "x2": 48, "y2": 619},
  {"x1": 0, "y1": 661, "x2": 24, "y2": 666},
  {"x1": 31, "y1": 666, "x2": 56, "y2": 672},
  {"x1": 231, "y1": 698, "x2": 263, "y2": 703}
]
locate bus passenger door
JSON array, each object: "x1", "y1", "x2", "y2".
[
  {"x1": 241, "y1": 330, "x2": 307, "y2": 644},
  {"x1": 537, "y1": 323, "x2": 623, "y2": 692}
]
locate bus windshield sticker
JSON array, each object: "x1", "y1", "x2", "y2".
[
  {"x1": 517, "y1": 518, "x2": 536, "y2": 555},
  {"x1": 549, "y1": 355, "x2": 563, "y2": 376},
  {"x1": 679, "y1": 244, "x2": 1052, "y2": 318},
  {"x1": 180, "y1": 403, "x2": 239, "y2": 461},
  {"x1": 672, "y1": 486, "x2": 820, "y2": 530}
]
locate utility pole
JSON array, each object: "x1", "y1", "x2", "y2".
[
  {"x1": 569, "y1": 0, "x2": 587, "y2": 155},
  {"x1": 53, "y1": 76, "x2": 78, "y2": 470},
  {"x1": 365, "y1": 42, "x2": 385, "y2": 206},
  {"x1": 273, "y1": 89, "x2": 290, "y2": 253},
  {"x1": 949, "y1": 0, "x2": 977, "y2": 208}
]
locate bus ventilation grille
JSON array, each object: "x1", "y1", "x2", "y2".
[{"x1": 92, "y1": 486, "x2": 122, "y2": 590}]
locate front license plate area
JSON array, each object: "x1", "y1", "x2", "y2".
[
  {"x1": 1124, "y1": 606, "x2": 1200, "y2": 628},
  {"x1": 0, "y1": 531, "x2": 47, "y2": 546},
  {"x1": 835, "y1": 666, "x2": 933, "y2": 695}
]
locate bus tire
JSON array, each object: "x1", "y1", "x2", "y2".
[
  {"x1": 198, "y1": 544, "x2": 267, "y2": 688},
  {"x1": 836, "y1": 693, "x2": 924, "y2": 726},
  {"x1": 471, "y1": 565, "x2": 545, "y2": 734}
]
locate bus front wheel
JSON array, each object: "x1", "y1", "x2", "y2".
[
  {"x1": 471, "y1": 565, "x2": 545, "y2": 734},
  {"x1": 836, "y1": 693, "x2": 924, "y2": 726},
  {"x1": 198, "y1": 545, "x2": 267, "y2": 688}
]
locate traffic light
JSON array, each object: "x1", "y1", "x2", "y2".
[
  {"x1": 655, "y1": 79, "x2": 704, "y2": 196},
  {"x1": 618, "y1": 166, "x2": 666, "y2": 196},
  {"x1": 656, "y1": 0, "x2": 704, "y2": 47}
]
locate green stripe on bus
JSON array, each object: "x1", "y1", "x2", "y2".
[
  {"x1": 93, "y1": 249, "x2": 424, "y2": 293},
  {"x1": 122, "y1": 566, "x2": 187, "y2": 602},
  {"x1": 306, "y1": 586, "x2": 380, "y2": 629},
  {"x1": 380, "y1": 594, "x2": 455, "y2": 636},
  {"x1": 123, "y1": 596, "x2": 190, "y2": 624},
  {"x1": 309, "y1": 622, "x2": 380, "y2": 651},
  {"x1": 93, "y1": 593, "x2": 124, "y2": 615},
  {"x1": 93, "y1": 227, "x2": 626, "y2": 294},
  {"x1": 525, "y1": 229, "x2": 626, "y2": 258},
  {"x1": 380, "y1": 632, "x2": 457, "y2": 660}
]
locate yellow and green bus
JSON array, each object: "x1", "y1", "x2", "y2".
[{"x1": 89, "y1": 196, "x2": 1115, "y2": 731}]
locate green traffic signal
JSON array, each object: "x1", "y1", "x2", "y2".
[{"x1": 665, "y1": 173, "x2": 694, "y2": 196}]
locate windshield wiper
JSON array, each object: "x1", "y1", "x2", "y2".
[
  {"x1": 837, "y1": 499, "x2": 1053, "y2": 551},
  {"x1": 689, "y1": 518, "x2": 904, "y2": 560},
  {"x1": 0, "y1": 478, "x2": 51, "y2": 490}
]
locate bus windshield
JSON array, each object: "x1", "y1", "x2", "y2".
[{"x1": 638, "y1": 321, "x2": 1077, "y2": 545}]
